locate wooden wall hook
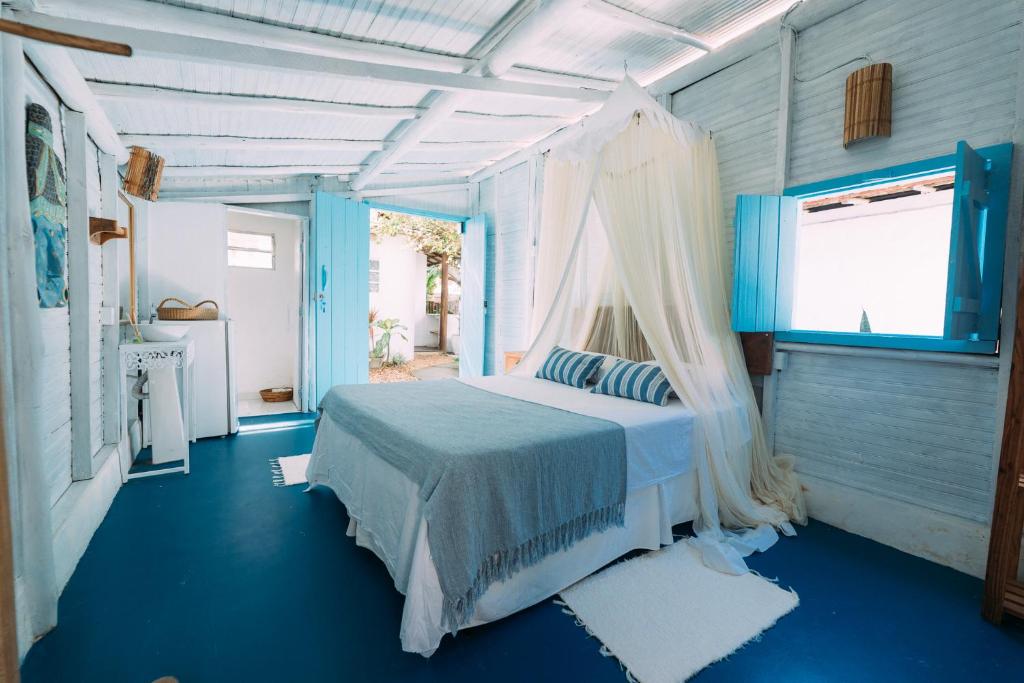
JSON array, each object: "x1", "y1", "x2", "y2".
[{"x1": 89, "y1": 217, "x2": 127, "y2": 245}]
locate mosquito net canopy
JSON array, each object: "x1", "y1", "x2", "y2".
[{"x1": 513, "y1": 76, "x2": 805, "y2": 573}]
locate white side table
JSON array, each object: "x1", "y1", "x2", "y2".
[{"x1": 119, "y1": 339, "x2": 196, "y2": 481}]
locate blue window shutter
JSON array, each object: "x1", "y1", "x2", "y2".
[
  {"x1": 732, "y1": 194, "x2": 798, "y2": 332},
  {"x1": 977, "y1": 143, "x2": 1012, "y2": 341},
  {"x1": 945, "y1": 141, "x2": 1013, "y2": 341}
]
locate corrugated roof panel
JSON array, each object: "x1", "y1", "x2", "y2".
[
  {"x1": 517, "y1": 0, "x2": 793, "y2": 83},
  {"x1": 100, "y1": 101, "x2": 402, "y2": 139},
  {"x1": 67, "y1": 0, "x2": 800, "y2": 185},
  {"x1": 149, "y1": 0, "x2": 519, "y2": 57},
  {"x1": 73, "y1": 52, "x2": 432, "y2": 107},
  {"x1": 423, "y1": 117, "x2": 566, "y2": 144}
]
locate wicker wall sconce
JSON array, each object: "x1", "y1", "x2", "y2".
[
  {"x1": 122, "y1": 145, "x2": 165, "y2": 201},
  {"x1": 843, "y1": 62, "x2": 892, "y2": 148}
]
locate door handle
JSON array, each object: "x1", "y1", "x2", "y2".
[{"x1": 320, "y1": 265, "x2": 329, "y2": 312}]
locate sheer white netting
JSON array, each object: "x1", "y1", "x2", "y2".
[{"x1": 514, "y1": 77, "x2": 805, "y2": 573}]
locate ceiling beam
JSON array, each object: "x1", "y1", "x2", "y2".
[
  {"x1": 89, "y1": 82, "x2": 422, "y2": 120},
  {"x1": 35, "y1": 0, "x2": 617, "y2": 92},
  {"x1": 357, "y1": 182, "x2": 471, "y2": 198},
  {"x1": 352, "y1": 0, "x2": 592, "y2": 191},
  {"x1": 121, "y1": 135, "x2": 386, "y2": 153},
  {"x1": 159, "y1": 191, "x2": 314, "y2": 204},
  {"x1": 17, "y1": 11, "x2": 607, "y2": 102},
  {"x1": 583, "y1": 0, "x2": 712, "y2": 52},
  {"x1": 21, "y1": 42, "x2": 128, "y2": 162},
  {"x1": 119, "y1": 134, "x2": 530, "y2": 156},
  {"x1": 89, "y1": 82, "x2": 574, "y2": 125},
  {"x1": 163, "y1": 165, "x2": 362, "y2": 178}
]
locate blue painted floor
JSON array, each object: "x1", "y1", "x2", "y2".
[{"x1": 22, "y1": 422, "x2": 1024, "y2": 682}]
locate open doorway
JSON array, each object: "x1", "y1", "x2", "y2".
[
  {"x1": 368, "y1": 209, "x2": 461, "y2": 383},
  {"x1": 227, "y1": 208, "x2": 305, "y2": 416}
]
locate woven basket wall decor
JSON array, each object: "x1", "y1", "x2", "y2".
[
  {"x1": 123, "y1": 146, "x2": 165, "y2": 201},
  {"x1": 156, "y1": 297, "x2": 219, "y2": 321},
  {"x1": 843, "y1": 63, "x2": 892, "y2": 148}
]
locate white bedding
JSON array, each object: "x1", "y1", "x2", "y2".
[
  {"x1": 460, "y1": 375, "x2": 697, "y2": 490},
  {"x1": 306, "y1": 376, "x2": 744, "y2": 655}
]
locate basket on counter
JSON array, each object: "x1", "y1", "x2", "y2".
[
  {"x1": 156, "y1": 297, "x2": 219, "y2": 321},
  {"x1": 260, "y1": 387, "x2": 294, "y2": 403}
]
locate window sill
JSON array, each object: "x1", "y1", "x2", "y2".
[{"x1": 775, "y1": 330, "x2": 996, "y2": 355}]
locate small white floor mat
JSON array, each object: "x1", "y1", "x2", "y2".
[
  {"x1": 269, "y1": 454, "x2": 311, "y2": 486},
  {"x1": 558, "y1": 541, "x2": 798, "y2": 683}
]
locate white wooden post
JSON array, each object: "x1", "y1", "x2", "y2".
[
  {"x1": 99, "y1": 152, "x2": 121, "y2": 446},
  {"x1": 65, "y1": 109, "x2": 94, "y2": 480},
  {"x1": 762, "y1": 25, "x2": 797, "y2": 456}
]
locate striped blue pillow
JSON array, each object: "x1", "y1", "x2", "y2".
[
  {"x1": 590, "y1": 359, "x2": 673, "y2": 406},
  {"x1": 535, "y1": 346, "x2": 605, "y2": 388}
]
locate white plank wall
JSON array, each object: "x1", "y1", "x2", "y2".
[
  {"x1": 788, "y1": 0, "x2": 1020, "y2": 186},
  {"x1": 493, "y1": 161, "x2": 534, "y2": 367},
  {"x1": 671, "y1": 44, "x2": 781, "y2": 276},
  {"x1": 86, "y1": 141, "x2": 105, "y2": 460},
  {"x1": 475, "y1": 161, "x2": 535, "y2": 375},
  {"x1": 775, "y1": 352, "x2": 999, "y2": 522},
  {"x1": 25, "y1": 68, "x2": 74, "y2": 506},
  {"x1": 776, "y1": 0, "x2": 1021, "y2": 526},
  {"x1": 662, "y1": 0, "x2": 1023, "y2": 572}
]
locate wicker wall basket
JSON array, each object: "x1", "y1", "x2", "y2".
[
  {"x1": 156, "y1": 297, "x2": 219, "y2": 321},
  {"x1": 260, "y1": 387, "x2": 294, "y2": 403}
]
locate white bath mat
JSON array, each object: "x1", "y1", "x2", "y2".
[
  {"x1": 269, "y1": 454, "x2": 311, "y2": 486},
  {"x1": 558, "y1": 541, "x2": 798, "y2": 683}
]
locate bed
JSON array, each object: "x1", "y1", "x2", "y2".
[{"x1": 306, "y1": 374, "x2": 750, "y2": 655}]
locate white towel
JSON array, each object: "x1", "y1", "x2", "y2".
[{"x1": 148, "y1": 366, "x2": 188, "y2": 464}]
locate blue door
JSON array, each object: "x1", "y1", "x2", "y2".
[
  {"x1": 459, "y1": 214, "x2": 487, "y2": 378},
  {"x1": 313, "y1": 192, "x2": 370, "y2": 404}
]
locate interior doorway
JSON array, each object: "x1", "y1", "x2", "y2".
[
  {"x1": 227, "y1": 208, "x2": 305, "y2": 417},
  {"x1": 368, "y1": 208, "x2": 461, "y2": 383}
]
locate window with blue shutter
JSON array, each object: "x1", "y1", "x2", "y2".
[{"x1": 730, "y1": 141, "x2": 1013, "y2": 353}]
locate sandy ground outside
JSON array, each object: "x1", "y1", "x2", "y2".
[{"x1": 370, "y1": 350, "x2": 458, "y2": 383}]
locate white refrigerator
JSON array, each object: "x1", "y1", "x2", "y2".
[{"x1": 154, "y1": 319, "x2": 238, "y2": 437}]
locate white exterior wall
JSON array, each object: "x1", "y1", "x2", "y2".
[
  {"x1": 369, "y1": 235, "x2": 421, "y2": 361},
  {"x1": 668, "y1": 0, "x2": 1024, "y2": 577},
  {"x1": 226, "y1": 210, "x2": 302, "y2": 398}
]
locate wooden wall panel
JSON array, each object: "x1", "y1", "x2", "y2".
[
  {"x1": 26, "y1": 68, "x2": 73, "y2": 506},
  {"x1": 665, "y1": 0, "x2": 1021, "y2": 534},
  {"x1": 493, "y1": 161, "x2": 534, "y2": 368},
  {"x1": 788, "y1": 0, "x2": 1020, "y2": 186},
  {"x1": 671, "y1": 43, "x2": 781, "y2": 272},
  {"x1": 776, "y1": 351, "x2": 999, "y2": 522}
]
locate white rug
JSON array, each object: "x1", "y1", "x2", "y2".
[
  {"x1": 269, "y1": 454, "x2": 311, "y2": 486},
  {"x1": 558, "y1": 541, "x2": 798, "y2": 683}
]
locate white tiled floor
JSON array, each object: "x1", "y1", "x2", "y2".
[{"x1": 238, "y1": 397, "x2": 301, "y2": 418}]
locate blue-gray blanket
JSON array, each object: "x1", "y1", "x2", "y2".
[{"x1": 320, "y1": 379, "x2": 626, "y2": 632}]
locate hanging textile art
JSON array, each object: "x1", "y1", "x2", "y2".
[{"x1": 25, "y1": 102, "x2": 68, "y2": 308}]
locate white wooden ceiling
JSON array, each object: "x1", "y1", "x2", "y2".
[{"x1": 27, "y1": 0, "x2": 801, "y2": 196}]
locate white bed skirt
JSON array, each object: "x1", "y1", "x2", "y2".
[{"x1": 307, "y1": 415, "x2": 700, "y2": 656}]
